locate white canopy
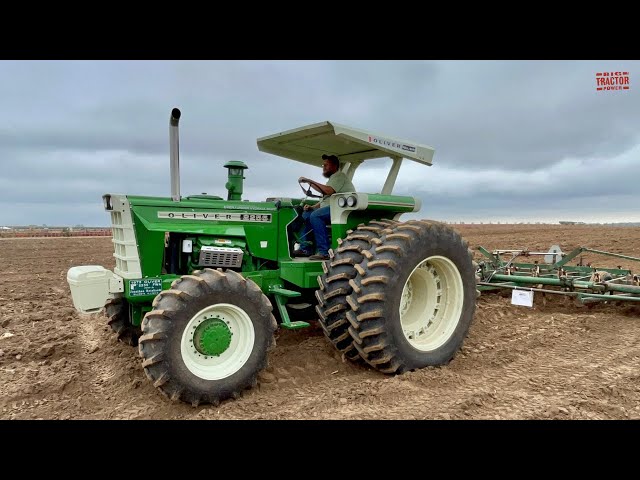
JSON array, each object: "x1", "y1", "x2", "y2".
[
  {"x1": 256, "y1": 121, "x2": 434, "y2": 168},
  {"x1": 256, "y1": 121, "x2": 434, "y2": 195}
]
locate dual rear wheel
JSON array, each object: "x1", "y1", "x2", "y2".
[{"x1": 318, "y1": 219, "x2": 477, "y2": 374}]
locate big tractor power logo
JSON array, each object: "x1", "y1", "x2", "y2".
[{"x1": 596, "y1": 71, "x2": 630, "y2": 91}]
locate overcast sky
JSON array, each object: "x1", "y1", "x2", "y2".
[{"x1": 0, "y1": 60, "x2": 638, "y2": 226}]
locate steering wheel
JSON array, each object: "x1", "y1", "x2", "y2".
[{"x1": 298, "y1": 179, "x2": 323, "y2": 199}]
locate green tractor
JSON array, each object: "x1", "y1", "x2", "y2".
[{"x1": 67, "y1": 108, "x2": 477, "y2": 406}]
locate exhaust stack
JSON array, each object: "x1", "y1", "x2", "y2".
[{"x1": 170, "y1": 108, "x2": 181, "y2": 202}]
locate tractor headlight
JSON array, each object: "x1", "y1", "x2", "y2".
[
  {"x1": 346, "y1": 195, "x2": 357, "y2": 208},
  {"x1": 337, "y1": 196, "x2": 347, "y2": 208}
]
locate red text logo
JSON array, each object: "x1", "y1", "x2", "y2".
[{"x1": 596, "y1": 71, "x2": 630, "y2": 91}]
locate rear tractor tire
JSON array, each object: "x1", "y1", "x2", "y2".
[
  {"x1": 346, "y1": 220, "x2": 477, "y2": 374},
  {"x1": 138, "y1": 269, "x2": 277, "y2": 406},
  {"x1": 105, "y1": 298, "x2": 141, "y2": 347},
  {"x1": 315, "y1": 219, "x2": 397, "y2": 362}
]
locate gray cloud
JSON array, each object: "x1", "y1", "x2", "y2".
[{"x1": 0, "y1": 60, "x2": 638, "y2": 226}]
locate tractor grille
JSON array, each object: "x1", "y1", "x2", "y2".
[
  {"x1": 108, "y1": 195, "x2": 142, "y2": 279},
  {"x1": 198, "y1": 246, "x2": 243, "y2": 268}
]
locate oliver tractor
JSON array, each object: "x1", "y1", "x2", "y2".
[{"x1": 67, "y1": 108, "x2": 477, "y2": 406}]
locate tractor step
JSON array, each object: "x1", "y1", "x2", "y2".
[
  {"x1": 269, "y1": 287, "x2": 301, "y2": 298},
  {"x1": 269, "y1": 286, "x2": 309, "y2": 329},
  {"x1": 280, "y1": 320, "x2": 311, "y2": 330}
]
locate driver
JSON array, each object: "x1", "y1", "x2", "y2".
[{"x1": 294, "y1": 154, "x2": 355, "y2": 260}]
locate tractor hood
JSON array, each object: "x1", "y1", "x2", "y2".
[{"x1": 256, "y1": 121, "x2": 434, "y2": 169}]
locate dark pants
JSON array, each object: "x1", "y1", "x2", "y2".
[{"x1": 301, "y1": 206, "x2": 331, "y2": 255}]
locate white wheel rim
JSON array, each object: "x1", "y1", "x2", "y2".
[
  {"x1": 180, "y1": 303, "x2": 255, "y2": 380},
  {"x1": 399, "y1": 255, "x2": 464, "y2": 351}
]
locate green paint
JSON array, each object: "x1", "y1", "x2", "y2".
[
  {"x1": 332, "y1": 210, "x2": 400, "y2": 250},
  {"x1": 129, "y1": 201, "x2": 280, "y2": 265},
  {"x1": 270, "y1": 286, "x2": 310, "y2": 330},
  {"x1": 127, "y1": 195, "x2": 278, "y2": 211},
  {"x1": 478, "y1": 246, "x2": 499, "y2": 265},
  {"x1": 131, "y1": 212, "x2": 166, "y2": 278},
  {"x1": 276, "y1": 200, "x2": 300, "y2": 260},
  {"x1": 186, "y1": 194, "x2": 224, "y2": 201},
  {"x1": 269, "y1": 286, "x2": 301, "y2": 298},
  {"x1": 131, "y1": 304, "x2": 152, "y2": 327},
  {"x1": 488, "y1": 273, "x2": 640, "y2": 296},
  {"x1": 280, "y1": 260, "x2": 324, "y2": 288},
  {"x1": 366, "y1": 193, "x2": 417, "y2": 212},
  {"x1": 553, "y1": 247, "x2": 640, "y2": 268},
  {"x1": 224, "y1": 161, "x2": 249, "y2": 201},
  {"x1": 242, "y1": 269, "x2": 282, "y2": 293},
  {"x1": 121, "y1": 193, "x2": 415, "y2": 283},
  {"x1": 108, "y1": 189, "x2": 422, "y2": 324},
  {"x1": 193, "y1": 318, "x2": 232, "y2": 356},
  {"x1": 491, "y1": 262, "x2": 630, "y2": 277},
  {"x1": 577, "y1": 293, "x2": 640, "y2": 302}
]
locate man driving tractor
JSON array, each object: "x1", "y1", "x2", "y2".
[{"x1": 294, "y1": 154, "x2": 355, "y2": 260}]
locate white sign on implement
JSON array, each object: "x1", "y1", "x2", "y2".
[
  {"x1": 511, "y1": 289, "x2": 534, "y2": 307},
  {"x1": 544, "y1": 245, "x2": 563, "y2": 264}
]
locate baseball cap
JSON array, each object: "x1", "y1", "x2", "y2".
[{"x1": 321, "y1": 154, "x2": 339, "y2": 162}]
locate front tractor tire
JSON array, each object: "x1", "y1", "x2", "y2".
[
  {"x1": 138, "y1": 269, "x2": 277, "y2": 406},
  {"x1": 315, "y1": 220, "x2": 397, "y2": 361},
  {"x1": 347, "y1": 220, "x2": 477, "y2": 374}
]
